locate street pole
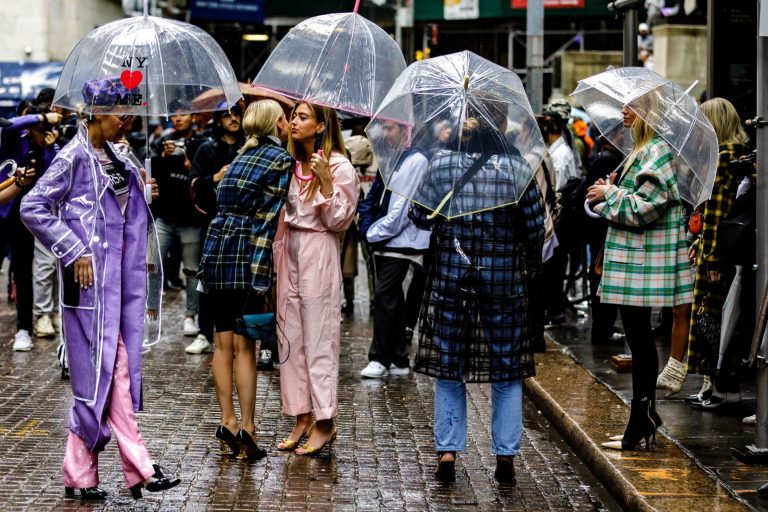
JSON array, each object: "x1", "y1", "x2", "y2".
[
  {"x1": 731, "y1": 0, "x2": 768, "y2": 465},
  {"x1": 526, "y1": 0, "x2": 544, "y2": 113},
  {"x1": 608, "y1": 0, "x2": 644, "y2": 67},
  {"x1": 752, "y1": 0, "x2": 768, "y2": 454},
  {"x1": 622, "y1": 8, "x2": 638, "y2": 67}
]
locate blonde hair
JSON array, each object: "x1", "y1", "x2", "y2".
[
  {"x1": 287, "y1": 102, "x2": 347, "y2": 203},
  {"x1": 700, "y1": 97, "x2": 748, "y2": 146},
  {"x1": 238, "y1": 99, "x2": 283, "y2": 155},
  {"x1": 623, "y1": 92, "x2": 661, "y2": 173}
]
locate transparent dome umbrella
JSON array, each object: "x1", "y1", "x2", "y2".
[
  {"x1": 365, "y1": 50, "x2": 546, "y2": 219},
  {"x1": 252, "y1": 2, "x2": 406, "y2": 116},
  {"x1": 572, "y1": 67, "x2": 718, "y2": 208},
  {"x1": 52, "y1": 13, "x2": 241, "y2": 117}
]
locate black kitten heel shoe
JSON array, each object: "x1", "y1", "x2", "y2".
[
  {"x1": 64, "y1": 486, "x2": 108, "y2": 500},
  {"x1": 130, "y1": 464, "x2": 181, "y2": 499}
]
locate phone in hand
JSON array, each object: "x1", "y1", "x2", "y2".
[{"x1": 24, "y1": 150, "x2": 35, "y2": 172}]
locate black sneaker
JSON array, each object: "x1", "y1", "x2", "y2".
[{"x1": 257, "y1": 349, "x2": 274, "y2": 371}]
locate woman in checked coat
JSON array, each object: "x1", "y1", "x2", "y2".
[
  {"x1": 198, "y1": 99, "x2": 293, "y2": 461},
  {"x1": 586, "y1": 99, "x2": 694, "y2": 451},
  {"x1": 409, "y1": 106, "x2": 545, "y2": 485}
]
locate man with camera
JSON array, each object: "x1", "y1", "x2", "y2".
[
  {"x1": 149, "y1": 100, "x2": 205, "y2": 340},
  {"x1": 0, "y1": 106, "x2": 61, "y2": 351}
]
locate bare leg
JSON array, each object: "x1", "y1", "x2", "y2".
[
  {"x1": 212, "y1": 331, "x2": 239, "y2": 432},
  {"x1": 295, "y1": 418, "x2": 336, "y2": 454},
  {"x1": 671, "y1": 303, "x2": 692, "y2": 362},
  {"x1": 233, "y1": 334, "x2": 257, "y2": 435}
]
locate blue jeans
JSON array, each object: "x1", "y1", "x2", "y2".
[
  {"x1": 153, "y1": 219, "x2": 200, "y2": 316},
  {"x1": 434, "y1": 379, "x2": 522, "y2": 456}
]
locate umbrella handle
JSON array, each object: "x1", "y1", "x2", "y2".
[
  {"x1": 0, "y1": 176, "x2": 16, "y2": 192},
  {"x1": 353, "y1": 0, "x2": 360, "y2": 12},
  {"x1": 584, "y1": 199, "x2": 602, "y2": 219},
  {"x1": 427, "y1": 190, "x2": 453, "y2": 220}
]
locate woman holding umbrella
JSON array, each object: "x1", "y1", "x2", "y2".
[
  {"x1": 409, "y1": 100, "x2": 545, "y2": 485},
  {"x1": 20, "y1": 78, "x2": 179, "y2": 500},
  {"x1": 586, "y1": 94, "x2": 694, "y2": 451},
  {"x1": 273, "y1": 102, "x2": 359, "y2": 455}
]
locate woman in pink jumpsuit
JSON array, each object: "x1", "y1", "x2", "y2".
[{"x1": 274, "y1": 102, "x2": 359, "y2": 455}]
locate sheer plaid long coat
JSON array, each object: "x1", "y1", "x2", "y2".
[{"x1": 409, "y1": 150, "x2": 545, "y2": 383}]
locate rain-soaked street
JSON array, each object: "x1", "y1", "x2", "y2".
[{"x1": 0, "y1": 276, "x2": 620, "y2": 511}]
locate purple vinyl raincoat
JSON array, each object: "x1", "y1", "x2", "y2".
[{"x1": 20, "y1": 122, "x2": 162, "y2": 453}]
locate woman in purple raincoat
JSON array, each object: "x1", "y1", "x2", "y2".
[{"x1": 20, "y1": 78, "x2": 179, "y2": 501}]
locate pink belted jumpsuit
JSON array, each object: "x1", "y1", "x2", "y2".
[{"x1": 274, "y1": 152, "x2": 359, "y2": 420}]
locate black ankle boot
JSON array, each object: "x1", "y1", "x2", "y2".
[
  {"x1": 649, "y1": 399, "x2": 662, "y2": 430},
  {"x1": 64, "y1": 486, "x2": 108, "y2": 500},
  {"x1": 130, "y1": 464, "x2": 180, "y2": 499},
  {"x1": 602, "y1": 398, "x2": 656, "y2": 451}
]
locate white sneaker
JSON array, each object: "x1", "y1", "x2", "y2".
[
  {"x1": 360, "y1": 361, "x2": 388, "y2": 378},
  {"x1": 33, "y1": 315, "x2": 56, "y2": 338},
  {"x1": 12, "y1": 330, "x2": 33, "y2": 351},
  {"x1": 183, "y1": 317, "x2": 199, "y2": 336},
  {"x1": 185, "y1": 334, "x2": 211, "y2": 354},
  {"x1": 743, "y1": 414, "x2": 757, "y2": 425},
  {"x1": 388, "y1": 363, "x2": 410, "y2": 376}
]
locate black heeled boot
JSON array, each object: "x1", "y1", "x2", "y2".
[
  {"x1": 602, "y1": 397, "x2": 656, "y2": 451},
  {"x1": 608, "y1": 400, "x2": 663, "y2": 442},
  {"x1": 236, "y1": 429, "x2": 267, "y2": 461},
  {"x1": 130, "y1": 464, "x2": 181, "y2": 499},
  {"x1": 64, "y1": 486, "x2": 108, "y2": 500},
  {"x1": 215, "y1": 425, "x2": 239, "y2": 457}
]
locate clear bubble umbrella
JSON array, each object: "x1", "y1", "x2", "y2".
[
  {"x1": 572, "y1": 67, "x2": 718, "y2": 207},
  {"x1": 52, "y1": 11, "x2": 241, "y2": 116},
  {"x1": 365, "y1": 50, "x2": 546, "y2": 219},
  {"x1": 252, "y1": 1, "x2": 406, "y2": 116}
]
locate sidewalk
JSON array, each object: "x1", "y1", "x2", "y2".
[{"x1": 529, "y1": 312, "x2": 767, "y2": 511}]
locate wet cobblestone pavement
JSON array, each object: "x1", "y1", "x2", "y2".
[{"x1": 0, "y1": 287, "x2": 619, "y2": 511}]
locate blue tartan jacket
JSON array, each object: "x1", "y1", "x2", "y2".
[{"x1": 199, "y1": 138, "x2": 294, "y2": 291}]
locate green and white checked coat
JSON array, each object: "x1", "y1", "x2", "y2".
[{"x1": 593, "y1": 136, "x2": 694, "y2": 307}]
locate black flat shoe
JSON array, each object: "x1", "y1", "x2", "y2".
[
  {"x1": 495, "y1": 456, "x2": 516, "y2": 485},
  {"x1": 130, "y1": 464, "x2": 180, "y2": 499},
  {"x1": 435, "y1": 451, "x2": 456, "y2": 483},
  {"x1": 237, "y1": 429, "x2": 267, "y2": 461},
  {"x1": 64, "y1": 486, "x2": 108, "y2": 500},
  {"x1": 215, "y1": 425, "x2": 239, "y2": 457}
]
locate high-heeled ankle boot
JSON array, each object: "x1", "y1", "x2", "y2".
[
  {"x1": 608, "y1": 399, "x2": 663, "y2": 441},
  {"x1": 656, "y1": 357, "x2": 686, "y2": 396},
  {"x1": 130, "y1": 464, "x2": 181, "y2": 499},
  {"x1": 602, "y1": 398, "x2": 656, "y2": 451}
]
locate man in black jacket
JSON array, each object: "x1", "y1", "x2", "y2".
[
  {"x1": 185, "y1": 105, "x2": 244, "y2": 355},
  {"x1": 149, "y1": 100, "x2": 206, "y2": 342}
]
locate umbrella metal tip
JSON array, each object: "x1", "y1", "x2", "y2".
[{"x1": 463, "y1": 76, "x2": 470, "y2": 90}]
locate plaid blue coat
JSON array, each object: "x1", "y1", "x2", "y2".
[
  {"x1": 594, "y1": 136, "x2": 694, "y2": 307},
  {"x1": 199, "y1": 139, "x2": 293, "y2": 291},
  {"x1": 410, "y1": 150, "x2": 544, "y2": 383}
]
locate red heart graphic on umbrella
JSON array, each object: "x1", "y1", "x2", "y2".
[{"x1": 120, "y1": 70, "x2": 143, "y2": 89}]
